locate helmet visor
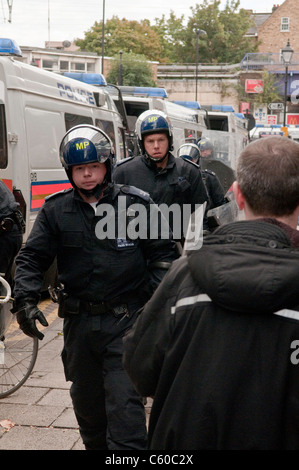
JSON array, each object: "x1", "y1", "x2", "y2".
[
  {"x1": 135, "y1": 110, "x2": 172, "y2": 140},
  {"x1": 177, "y1": 144, "x2": 200, "y2": 161},
  {"x1": 60, "y1": 125, "x2": 112, "y2": 169}
]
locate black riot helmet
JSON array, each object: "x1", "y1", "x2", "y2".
[
  {"x1": 198, "y1": 138, "x2": 214, "y2": 158},
  {"x1": 59, "y1": 124, "x2": 115, "y2": 198},
  {"x1": 135, "y1": 110, "x2": 173, "y2": 162},
  {"x1": 177, "y1": 143, "x2": 200, "y2": 166}
]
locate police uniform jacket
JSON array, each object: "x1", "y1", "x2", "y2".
[
  {"x1": 123, "y1": 219, "x2": 299, "y2": 450},
  {"x1": 114, "y1": 153, "x2": 207, "y2": 207},
  {"x1": 114, "y1": 153, "x2": 208, "y2": 240},
  {"x1": 13, "y1": 183, "x2": 179, "y2": 305},
  {"x1": 114, "y1": 154, "x2": 208, "y2": 232}
]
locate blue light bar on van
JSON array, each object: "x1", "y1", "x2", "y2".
[
  {"x1": 0, "y1": 38, "x2": 22, "y2": 56},
  {"x1": 172, "y1": 101, "x2": 201, "y2": 109},
  {"x1": 63, "y1": 73, "x2": 107, "y2": 86},
  {"x1": 119, "y1": 86, "x2": 168, "y2": 98},
  {"x1": 234, "y1": 113, "x2": 245, "y2": 119},
  {"x1": 256, "y1": 124, "x2": 284, "y2": 128},
  {"x1": 211, "y1": 105, "x2": 234, "y2": 112}
]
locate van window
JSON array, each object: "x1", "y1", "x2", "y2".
[
  {"x1": 208, "y1": 115, "x2": 229, "y2": 132},
  {"x1": 95, "y1": 118, "x2": 115, "y2": 149},
  {"x1": 124, "y1": 102, "x2": 149, "y2": 118},
  {"x1": 65, "y1": 113, "x2": 93, "y2": 132},
  {"x1": 0, "y1": 104, "x2": 8, "y2": 168},
  {"x1": 184, "y1": 129, "x2": 202, "y2": 142},
  {"x1": 25, "y1": 107, "x2": 62, "y2": 169}
]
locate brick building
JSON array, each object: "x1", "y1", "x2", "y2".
[
  {"x1": 257, "y1": 0, "x2": 298, "y2": 55},
  {"x1": 238, "y1": 0, "x2": 299, "y2": 126}
]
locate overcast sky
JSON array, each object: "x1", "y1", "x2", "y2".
[{"x1": 0, "y1": 0, "x2": 282, "y2": 48}]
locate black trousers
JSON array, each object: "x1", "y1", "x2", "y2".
[
  {"x1": 0, "y1": 226, "x2": 22, "y2": 285},
  {"x1": 61, "y1": 308, "x2": 147, "y2": 450}
]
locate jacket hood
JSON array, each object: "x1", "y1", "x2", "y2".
[{"x1": 187, "y1": 220, "x2": 299, "y2": 314}]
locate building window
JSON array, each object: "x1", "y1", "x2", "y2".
[
  {"x1": 71, "y1": 62, "x2": 85, "y2": 71},
  {"x1": 42, "y1": 59, "x2": 59, "y2": 71},
  {"x1": 281, "y1": 17, "x2": 289, "y2": 31},
  {"x1": 60, "y1": 60, "x2": 69, "y2": 71},
  {"x1": 87, "y1": 62, "x2": 95, "y2": 72}
]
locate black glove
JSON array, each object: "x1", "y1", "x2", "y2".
[{"x1": 15, "y1": 299, "x2": 49, "y2": 340}]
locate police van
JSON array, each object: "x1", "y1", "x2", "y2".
[
  {"x1": 199, "y1": 105, "x2": 250, "y2": 171},
  {"x1": 249, "y1": 124, "x2": 299, "y2": 143},
  {"x1": 110, "y1": 86, "x2": 208, "y2": 156},
  {"x1": 0, "y1": 39, "x2": 127, "y2": 242},
  {"x1": 168, "y1": 103, "x2": 251, "y2": 171},
  {"x1": 249, "y1": 124, "x2": 284, "y2": 141}
]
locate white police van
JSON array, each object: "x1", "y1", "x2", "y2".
[
  {"x1": 249, "y1": 124, "x2": 285, "y2": 141},
  {"x1": 110, "y1": 86, "x2": 208, "y2": 156},
  {"x1": 250, "y1": 124, "x2": 299, "y2": 143},
  {"x1": 0, "y1": 39, "x2": 127, "y2": 242}
]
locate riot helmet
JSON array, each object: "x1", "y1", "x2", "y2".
[
  {"x1": 135, "y1": 110, "x2": 173, "y2": 162},
  {"x1": 59, "y1": 124, "x2": 115, "y2": 198},
  {"x1": 198, "y1": 138, "x2": 214, "y2": 158},
  {"x1": 177, "y1": 143, "x2": 200, "y2": 165}
]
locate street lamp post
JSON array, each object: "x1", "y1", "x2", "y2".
[
  {"x1": 281, "y1": 39, "x2": 294, "y2": 128},
  {"x1": 101, "y1": 0, "x2": 105, "y2": 75},
  {"x1": 118, "y1": 51, "x2": 123, "y2": 86},
  {"x1": 195, "y1": 29, "x2": 207, "y2": 102}
]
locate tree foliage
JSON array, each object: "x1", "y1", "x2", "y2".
[
  {"x1": 74, "y1": 0, "x2": 259, "y2": 64},
  {"x1": 106, "y1": 52, "x2": 156, "y2": 87},
  {"x1": 151, "y1": 12, "x2": 186, "y2": 63},
  {"x1": 75, "y1": 16, "x2": 162, "y2": 62},
  {"x1": 182, "y1": 0, "x2": 258, "y2": 64}
]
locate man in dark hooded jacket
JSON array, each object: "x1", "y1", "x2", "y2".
[{"x1": 123, "y1": 135, "x2": 299, "y2": 450}]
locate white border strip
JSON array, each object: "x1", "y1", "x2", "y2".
[
  {"x1": 171, "y1": 297, "x2": 299, "y2": 322},
  {"x1": 273, "y1": 309, "x2": 299, "y2": 321},
  {"x1": 171, "y1": 294, "x2": 211, "y2": 314}
]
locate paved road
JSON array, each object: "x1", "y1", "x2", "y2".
[{"x1": 0, "y1": 297, "x2": 152, "y2": 450}]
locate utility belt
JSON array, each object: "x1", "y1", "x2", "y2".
[
  {"x1": 0, "y1": 210, "x2": 25, "y2": 234},
  {"x1": 49, "y1": 285, "x2": 145, "y2": 319},
  {"x1": 60, "y1": 297, "x2": 129, "y2": 318}
]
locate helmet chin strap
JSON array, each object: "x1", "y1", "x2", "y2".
[
  {"x1": 145, "y1": 151, "x2": 169, "y2": 164},
  {"x1": 79, "y1": 179, "x2": 107, "y2": 199}
]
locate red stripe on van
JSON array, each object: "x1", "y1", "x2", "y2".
[
  {"x1": 31, "y1": 181, "x2": 72, "y2": 211},
  {"x1": 1, "y1": 179, "x2": 13, "y2": 191}
]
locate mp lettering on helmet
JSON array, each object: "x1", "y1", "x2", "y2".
[
  {"x1": 148, "y1": 116, "x2": 158, "y2": 123},
  {"x1": 76, "y1": 141, "x2": 90, "y2": 151}
]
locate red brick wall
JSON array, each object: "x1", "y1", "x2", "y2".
[{"x1": 258, "y1": 0, "x2": 298, "y2": 53}]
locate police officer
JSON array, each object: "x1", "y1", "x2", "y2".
[
  {"x1": 197, "y1": 137, "x2": 214, "y2": 159},
  {"x1": 177, "y1": 142, "x2": 226, "y2": 212},
  {"x1": 12, "y1": 125, "x2": 179, "y2": 450},
  {"x1": 0, "y1": 180, "x2": 24, "y2": 285},
  {"x1": 113, "y1": 110, "x2": 208, "y2": 243}
]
